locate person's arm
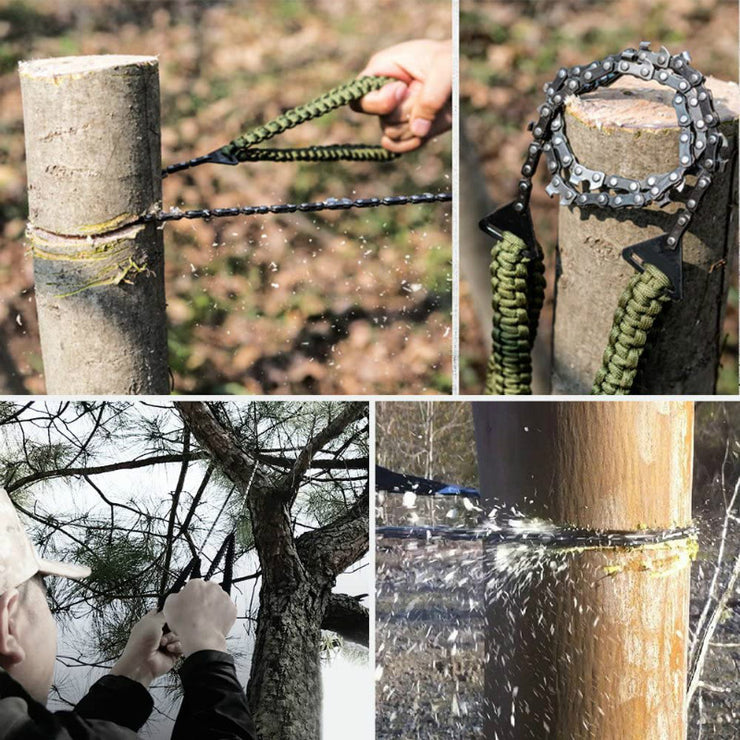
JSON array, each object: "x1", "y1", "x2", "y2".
[
  {"x1": 351, "y1": 39, "x2": 452, "y2": 153},
  {"x1": 172, "y1": 651, "x2": 257, "y2": 740},
  {"x1": 0, "y1": 669, "x2": 142, "y2": 740},
  {"x1": 75, "y1": 610, "x2": 182, "y2": 731},
  {"x1": 164, "y1": 579, "x2": 256, "y2": 740}
]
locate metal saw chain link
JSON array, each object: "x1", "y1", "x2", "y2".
[
  {"x1": 515, "y1": 42, "x2": 729, "y2": 251},
  {"x1": 139, "y1": 192, "x2": 452, "y2": 224},
  {"x1": 376, "y1": 523, "x2": 697, "y2": 549}
]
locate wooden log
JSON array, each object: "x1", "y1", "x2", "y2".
[
  {"x1": 473, "y1": 401, "x2": 694, "y2": 739},
  {"x1": 551, "y1": 76, "x2": 739, "y2": 394},
  {"x1": 20, "y1": 55, "x2": 169, "y2": 394}
]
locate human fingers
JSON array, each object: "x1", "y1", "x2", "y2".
[
  {"x1": 350, "y1": 80, "x2": 407, "y2": 115},
  {"x1": 410, "y1": 59, "x2": 452, "y2": 138},
  {"x1": 380, "y1": 134, "x2": 423, "y2": 154}
]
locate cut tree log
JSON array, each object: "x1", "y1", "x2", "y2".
[
  {"x1": 20, "y1": 55, "x2": 168, "y2": 394},
  {"x1": 552, "y1": 76, "x2": 739, "y2": 394},
  {"x1": 473, "y1": 401, "x2": 694, "y2": 739}
]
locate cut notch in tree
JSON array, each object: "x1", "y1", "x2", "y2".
[
  {"x1": 20, "y1": 55, "x2": 168, "y2": 394},
  {"x1": 552, "y1": 76, "x2": 739, "y2": 394}
]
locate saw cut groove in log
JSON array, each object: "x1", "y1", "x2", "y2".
[{"x1": 20, "y1": 55, "x2": 168, "y2": 394}]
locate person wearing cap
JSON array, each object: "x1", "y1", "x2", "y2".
[{"x1": 0, "y1": 489, "x2": 257, "y2": 739}]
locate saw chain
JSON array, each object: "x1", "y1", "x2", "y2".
[
  {"x1": 147, "y1": 75, "x2": 452, "y2": 226},
  {"x1": 376, "y1": 523, "x2": 696, "y2": 549},
  {"x1": 137, "y1": 191, "x2": 452, "y2": 224},
  {"x1": 479, "y1": 41, "x2": 730, "y2": 298}
]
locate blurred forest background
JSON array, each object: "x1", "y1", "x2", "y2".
[
  {"x1": 459, "y1": 0, "x2": 739, "y2": 394},
  {"x1": 0, "y1": 0, "x2": 451, "y2": 395},
  {"x1": 376, "y1": 401, "x2": 740, "y2": 737}
]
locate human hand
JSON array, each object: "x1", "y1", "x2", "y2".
[
  {"x1": 352, "y1": 39, "x2": 452, "y2": 153},
  {"x1": 162, "y1": 579, "x2": 237, "y2": 657},
  {"x1": 110, "y1": 610, "x2": 182, "y2": 688}
]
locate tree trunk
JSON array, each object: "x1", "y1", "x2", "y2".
[
  {"x1": 20, "y1": 55, "x2": 169, "y2": 394},
  {"x1": 460, "y1": 120, "x2": 496, "y2": 354},
  {"x1": 551, "y1": 76, "x2": 739, "y2": 394},
  {"x1": 473, "y1": 401, "x2": 694, "y2": 739},
  {"x1": 177, "y1": 402, "x2": 369, "y2": 740},
  {"x1": 249, "y1": 563, "x2": 328, "y2": 739}
]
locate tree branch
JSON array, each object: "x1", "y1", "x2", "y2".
[
  {"x1": 5, "y1": 452, "x2": 206, "y2": 492},
  {"x1": 177, "y1": 403, "x2": 263, "y2": 487},
  {"x1": 295, "y1": 485, "x2": 368, "y2": 584},
  {"x1": 321, "y1": 593, "x2": 368, "y2": 647},
  {"x1": 285, "y1": 402, "x2": 366, "y2": 499}
]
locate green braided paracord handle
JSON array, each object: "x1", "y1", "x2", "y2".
[
  {"x1": 591, "y1": 263, "x2": 672, "y2": 395},
  {"x1": 230, "y1": 144, "x2": 398, "y2": 163},
  {"x1": 485, "y1": 230, "x2": 545, "y2": 395},
  {"x1": 485, "y1": 233, "x2": 671, "y2": 395},
  {"x1": 220, "y1": 76, "x2": 399, "y2": 163}
]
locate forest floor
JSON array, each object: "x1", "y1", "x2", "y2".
[
  {"x1": 0, "y1": 0, "x2": 451, "y2": 394},
  {"x1": 460, "y1": 0, "x2": 739, "y2": 394},
  {"x1": 376, "y1": 540, "x2": 487, "y2": 739}
]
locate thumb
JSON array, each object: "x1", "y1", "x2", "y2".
[
  {"x1": 351, "y1": 80, "x2": 407, "y2": 115},
  {"x1": 410, "y1": 64, "x2": 451, "y2": 137}
]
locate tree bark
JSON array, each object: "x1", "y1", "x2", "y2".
[
  {"x1": 551, "y1": 76, "x2": 739, "y2": 394},
  {"x1": 473, "y1": 401, "x2": 694, "y2": 739},
  {"x1": 321, "y1": 593, "x2": 369, "y2": 647},
  {"x1": 178, "y1": 401, "x2": 368, "y2": 740},
  {"x1": 20, "y1": 55, "x2": 168, "y2": 394}
]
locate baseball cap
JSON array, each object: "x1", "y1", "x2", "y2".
[{"x1": 0, "y1": 488, "x2": 91, "y2": 595}]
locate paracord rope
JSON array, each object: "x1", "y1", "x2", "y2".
[
  {"x1": 485, "y1": 230, "x2": 545, "y2": 395},
  {"x1": 592, "y1": 263, "x2": 672, "y2": 395},
  {"x1": 163, "y1": 76, "x2": 399, "y2": 176},
  {"x1": 229, "y1": 144, "x2": 396, "y2": 163},
  {"x1": 479, "y1": 43, "x2": 730, "y2": 396}
]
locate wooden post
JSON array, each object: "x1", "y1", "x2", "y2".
[
  {"x1": 473, "y1": 401, "x2": 694, "y2": 739},
  {"x1": 551, "y1": 76, "x2": 739, "y2": 394},
  {"x1": 20, "y1": 55, "x2": 169, "y2": 394}
]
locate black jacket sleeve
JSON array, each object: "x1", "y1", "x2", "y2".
[
  {"x1": 0, "y1": 669, "x2": 149, "y2": 740},
  {"x1": 172, "y1": 651, "x2": 257, "y2": 740},
  {"x1": 74, "y1": 675, "x2": 154, "y2": 731}
]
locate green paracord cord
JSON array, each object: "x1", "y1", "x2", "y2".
[
  {"x1": 220, "y1": 76, "x2": 399, "y2": 163},
  {"x1": 485, "y1": 231, "x2": 545, "y2": 395},
  {"x1": 591, "y1": 263, "x2": 672, "y2": 395},
  {"x1": 485, "y1": 237, "x2": 671, "y2": 395},
  {"x1": 228, "y1": 144, "x2": 397, "y2": 163},
  {"x1": 163, "y1": 76, "x2": 402, "y2": 176}
]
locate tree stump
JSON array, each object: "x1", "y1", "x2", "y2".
[
  {"x1": 552, "y1": 76, "x2": 739, "y2": 394},
  {"x1": 473, "y1": 401, "x2": 694, "y2": 739},
  {"x1": 20, "y1": 55, "x2": 169, "y2": 394}
]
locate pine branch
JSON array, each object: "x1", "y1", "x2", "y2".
[
  {"x1": 295, "y1": 485, "x2": 368, "y2": 583},
  {"x1": 321, "y1": 593, "x2": 368, "y2": 647},
  {"x1": 5, "y1": 452, "x2": 206, "y2": 492},
  {"x1": 284, "y1": 402, "x2": 366, "y2": 500}
]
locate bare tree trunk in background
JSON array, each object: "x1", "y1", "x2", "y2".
[
  {"x1": 473, "y1": 401, "x2": 694, "y2": 739},
  {"x1": 179, "y1": 401, "x2": 368, "y2": 740},
  {"x1": 552, "y1": 77, "x2": 739, "y2": 394},
  {"x1": 20, "y1": 55, "x2": 169, "y2": 394},
  {"x1": 460, "y1": 120, "x2": 551, "y2": 392},
  {"x1": 459, "y1": 120, "x2": 495, "y2": 354}
]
